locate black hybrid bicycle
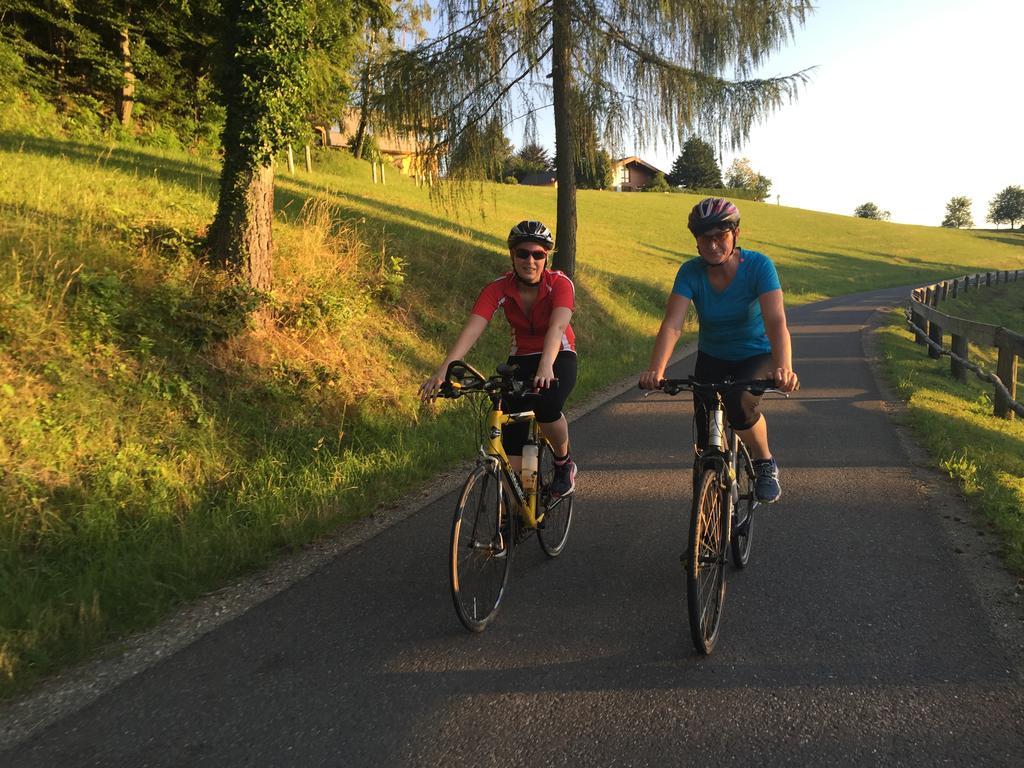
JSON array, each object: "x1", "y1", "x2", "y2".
[{"x1": 656, "y1": 377, "x2": 787, "y2": 654}]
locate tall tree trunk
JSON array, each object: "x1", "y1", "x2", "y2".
[
  {"x1": 208, "y1": 98, "x2": 275, "y2": 292},
  {"x1": 550, "y1": 0, "x2": 577, "y2": 278},
  {"x1": 352, "y1": 31, "x2": 376, "y2": 158},
  {"x1": 352, "y1": 58, "x2": 372, "y2": 159},
  {"x1": 117, "y1": 27, "x2": 135, "y2": 127}
]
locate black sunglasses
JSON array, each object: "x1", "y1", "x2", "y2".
[{"x1": 514, "y1": 248, "x2": 548, "y2": 261}]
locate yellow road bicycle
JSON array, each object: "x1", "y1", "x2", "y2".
[{"x1": 435, "y1": 360, "x2": 574, "y2": 632}]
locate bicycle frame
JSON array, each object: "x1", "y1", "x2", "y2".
[
  {"x1": 691, "y1": 394, "x2": 740, "y2": 551},
  {"x1": 479, "y1": 397, "x2": 545, "y2": 529}
]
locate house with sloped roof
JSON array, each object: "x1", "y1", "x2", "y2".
[
  {"x1": 314, "y1": 109, "x2": 438, "y2": 179},
  {"x1": 611, "y1": 156, "x2": 667, "y2": 191}
]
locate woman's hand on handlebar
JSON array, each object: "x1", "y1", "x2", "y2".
[
  {"x1": 638, "y1": 370, "x2": 664, "y2": 390},
  {"x1": 773, "y1": 367, "x2": 799, "y2": 393},
  {"x1": 419, "y1": 367, "x2": 448, "y2": 401},
  {"x1": 533, "y1": 361, "x2": 557, "y2": 390}
]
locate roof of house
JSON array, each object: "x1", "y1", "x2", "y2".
[{"x1": 612, "y1": 156, "x2": 667, "y2": 176}]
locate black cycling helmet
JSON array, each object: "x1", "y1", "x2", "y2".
[
  {"x1": 507, "y1": 220, "x2": 554, "y2": 249},
  {"x1": 687, "y1": 198, "x2": 740, "y2": 237}
]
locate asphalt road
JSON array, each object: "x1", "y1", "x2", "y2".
[{"x1": 4, "y1": 286, "x2": 1024, "y2": 767}]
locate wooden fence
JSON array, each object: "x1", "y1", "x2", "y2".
[{"x1": 908, "y1": 269, "x2": 1024, "y2": 419}]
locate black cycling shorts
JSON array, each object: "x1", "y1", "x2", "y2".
[
  {"x1": 501, "y1": 350, "x2": 577, "y2": 456},
  {"x1": 692, "y1": 351, "x2": 773, "y2": 448}
]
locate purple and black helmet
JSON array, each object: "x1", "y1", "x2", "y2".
[
  {"x1": 687, "y1": 198, "x2": 740, "y2": 237},
  {"x1": 507, "y1": 220, "x2": 554, "y2": 249}
]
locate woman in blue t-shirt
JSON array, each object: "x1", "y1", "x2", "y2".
[{"x1": 639, "y1": 198, "x2": 798, "y2": 503}]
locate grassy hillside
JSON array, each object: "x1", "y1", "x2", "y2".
[{"x1": 2, "y1": 127, "x2": 1023, "y2": 697}]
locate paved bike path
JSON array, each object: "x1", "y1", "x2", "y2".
[{"x1": 4, "y1": 286, "x2": 1024, "y2": 766}]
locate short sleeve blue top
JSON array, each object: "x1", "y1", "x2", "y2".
[{"x1": 671, "y1": 248, "x2": 782, "y2": 360}]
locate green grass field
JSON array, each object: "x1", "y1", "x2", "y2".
[
  {"x1": 941, "y1": 278, "x2": 1024, "y2": 332},
  {"x1": 2, "y1": 123, "x2": 1024, "y2": 698},
  {"x1": 873, "y1": 280, "x2": 1024, "y2": 572}
]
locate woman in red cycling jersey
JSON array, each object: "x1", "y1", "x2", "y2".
[{"x1": 420, "y1": 220, "x2": 577, "y2": 497}]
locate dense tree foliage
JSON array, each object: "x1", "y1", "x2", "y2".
[
  {"x1": 725, "y1": 157, "x2": 771, "y2": 201},
  {"x1": 450, "y1": 115, "x2": 513, "y2": 180},
  {"x1": 854, "y1": 202, "x2": 890, "y2": 221},
  {"x1": 643, "y1": 171, "x2": 671, "y2": 192},
  {"x1": 516, "y1": 142, "x2": 553, "y2": 171},
  {"x1": 348, "y1": 0, "x2": 431, "y2": 159},
  {"x1": 208, "y1": 0, "x2": 389, "y2": 291},
  {"x1": 987, "y1": 185, "x2": 1024, "y2": 229},
  {"x1": 576, "y1": 148, "x2": 615, "y2": 190},
  {"x1": 667, "y1": 137, "x2": 723, "y2": 188},
  {"x1": 381, "y1": 0, "x2": 813, "y2": 276},
  {"x1": 941, "y1": 196, "x2": 973, "y2": 229},
  {"x1": 0, "y1": 0, "x2": 386, "y2": 150},
  {"x1": 0, "y1": 0, "x2": 224, "y2": 143}
]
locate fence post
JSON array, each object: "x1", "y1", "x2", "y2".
[
  {"x1": 287, "y1": 144, "x2": 295, "y2": 174},
  {"x1": 950, "y1": 334, "x2": 968, "y2": 382},
  {"x1": 994, "y1": 329, "x2": 1018, "y2": 420},
  {"x1": 952, "y1": 278, "x2": 959, "y2": 299},
  {"x1": 986, "y1": 271, "x2": 992, "y2": 287},
  {"x1": 372, "y1": 162, "x2": 378, "y2": 183},
  {"x1": 911, "y1": 290, "x2": 927, "y2": 345},
  {"x1": 941, "y1": 281, "x2": 949, "y2": 301},
  {"x1": 927, "y1": 287, "x2": 943, "y2": 358},
  {"x1": 304, "y1": 145, "x2": 312, "y2": 172}
]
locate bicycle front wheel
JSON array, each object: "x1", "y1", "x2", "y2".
[
  {"x1": 536, "y1": 442, "x2": 574, "y2": 557},
  {"x1": 730, "y1": 443, "x2": 757, "y2": 568},
  {"x1": 449, "y1": 463, "x2": 512, "y2": 632},
  {"x1": 686, "y1": 468, "x2": 728, "y2": 654}
]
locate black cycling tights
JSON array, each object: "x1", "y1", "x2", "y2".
[
  {"x1": 692, "y1": 351, "x2": 773, "y2": 449},
  {"x1": 501, "y1": 350, "x2": 577, "y2": 456}
]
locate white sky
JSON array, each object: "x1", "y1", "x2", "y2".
[{"x1": 505, "y1": 0, "x2": 1024, "y2": 227}]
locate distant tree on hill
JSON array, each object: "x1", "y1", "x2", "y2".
[
  {"x1": 987, "y1": 185, "x2": 1024, "y2": 229},
  {"x1": 643, "y1": 172, "x2": 671, "y2": 192},
  {"x1": 725, "y1": 157, "x2": 772, "y2": 201},
  {"x1": 450, "y1": 116, "x2": 513, "y2": 181},
  {"x1": 517, "y1": 143, "x2": 553, "y2": 170},
  {"x1": 504, "y1": 143, "x2": 555, "y2": 182},
  {"x1": 854, "y1": 202, "x2": 890, "y2": 221},
  {"x1": 576, "y1": 149, "x2": 615, "y2": 190},
  {"x1": 941, "y1": 196, "x2": 973, "y2": 228},
  {"x1": 667, "y1": 137, "x2": 722, "y2": 188}
]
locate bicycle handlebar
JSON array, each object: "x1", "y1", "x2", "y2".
[
  {"x1": 435, "y1": 360, "x2": 540, "y2": 400},
  {"x1": 655, "y1": 377, "x2": 786, "y2": 397}
]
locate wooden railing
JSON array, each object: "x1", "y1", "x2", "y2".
[{"x1": 908, "y1": 269, "x2": 1024, "y2": 419}]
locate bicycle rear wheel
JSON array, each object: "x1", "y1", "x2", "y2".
[
  {"x1": 686, "y1": 468, "x2": 728, "y2": 654},
  {"x1": 730, "y1": 443, "x2": 757, "y2": 568},
  {"x1": 536, "y1": 442, "x2": 574, "y2": 557},
  {"x1": 450, "y1": 463, "x2": 513, "y2": 632}
]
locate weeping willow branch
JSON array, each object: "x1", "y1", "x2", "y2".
[{"x1": 373, "y1": 0, "x2": 814, "y2": 265}]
